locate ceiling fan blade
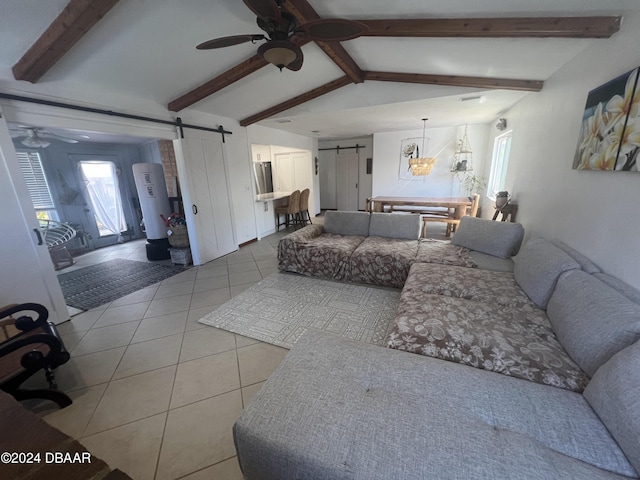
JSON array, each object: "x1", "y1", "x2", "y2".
[
  {"x1": 300, "y1": 18, "x2": 369, "y2": 42},
  {"x1": 242, "y1": 0, "x2": 281, "y2": 21},
  {"x1": 285, "y1": 49, "x2": 304, "y2": 71},
  {"x1": 39, "y1": 133, "x2": 78, "y2": 144},
  {"x1": 197, "y1": 34, "x2": 265, "y2": 50}
]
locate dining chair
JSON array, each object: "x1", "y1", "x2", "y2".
[{"x1": 275, "y1": 190, "x2": 301, "y2": 231}]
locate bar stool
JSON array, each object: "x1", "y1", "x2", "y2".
[
  {"x1": 299, "y1": 188, "x2": 312, "y2": 225},
  {"x1": 275, "y1": 190, "x2": 301, "y2": 231}
]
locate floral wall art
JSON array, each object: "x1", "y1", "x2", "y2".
[{"x1": 573, "y1": 67, "x2": 640, "y2": 171}]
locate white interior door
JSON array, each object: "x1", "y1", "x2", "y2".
[
  {"x1": 173, "y1": 131, "x2": 236, "y2": 265},
  {"x1": 0, "y1": 113, "x2": 68, "y2": 324},
  {"x1": 336, "y1": 152, "x2": 359, "y2": 211},
  {"x1": 318, "y1": 151, "x2": 337, "y2": 210}
]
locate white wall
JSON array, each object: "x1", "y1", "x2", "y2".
[
  {"x1": 318, "y1": 136, "x2": 373, "y2": 211},
  {"x1": 493, "y1": 10, "x2": 640, "y2": 288},
  {"x1": 372, "y1": 124, "x2": 489, "y2": 202}
]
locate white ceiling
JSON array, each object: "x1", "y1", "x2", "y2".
[{"x1": 1, "y1": 0, "x2": 639, "y2": 140}]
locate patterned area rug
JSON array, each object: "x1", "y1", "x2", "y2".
[
  {"x1": 58, "y1": 259, "x2": 186, "y2": 311},
  {"x1": 198, "y1": 272, "x2": 400, "y2": 349}
]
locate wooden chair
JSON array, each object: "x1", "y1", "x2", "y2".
[
  {"x1": 299, "y1": 188, "x2": 312, "y2": 225},
  {"x1": 276, "y1": 190, "x2": 302, "y2": 231},
  {"x1": 0, "y1": 303, "x2": 72, "y2": 408},
  {"x1": 421, "y1": 194, "x2": 480, "y2": 238}
]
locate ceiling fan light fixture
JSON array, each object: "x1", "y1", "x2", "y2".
[
  {"x1": 21, "y1": 136, "x2": 50, "y2": 148},
  {"x1": 258, "y1": 40, "x2": 301, "y2": 70}
]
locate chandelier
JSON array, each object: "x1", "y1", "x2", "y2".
[{"x1": 409, "y1": 118, "x2": 437, "y2": 176}]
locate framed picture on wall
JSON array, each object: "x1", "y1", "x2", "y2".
[{"x1": 573, "y1": 67, "x2": 640, "y2": 171}]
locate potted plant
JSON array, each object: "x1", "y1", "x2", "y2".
[
  {"x1": 458, "y1": 172, "x2": 487, "y2": 197},
  {"x1": 495, "y1": 191, "x2": 510, "y2": 209}
]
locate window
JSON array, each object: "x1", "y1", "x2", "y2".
[
  {"x1": 486, "y1": 131, "x2": 512, "y2": 200},
  {"x1": 16, "y1": 150, "x2": 58, "y2": 220}
]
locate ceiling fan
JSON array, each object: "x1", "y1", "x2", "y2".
[
  {"x1": 10, "y1": 126, "x2": 80, "y2": 148},
  {"x1": 196, "y1": 0, "x2": 368, "y2": 71}
]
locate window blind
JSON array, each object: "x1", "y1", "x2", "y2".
[{"x1": 16, "y1": 150, "x2": 56, "y2": 210}]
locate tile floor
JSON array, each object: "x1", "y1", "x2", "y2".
[
  {"x1": 25, "y1": 217, "x2": 447, "y2": 480},
  {"x1": 25, "y1": 227, "x2": 300, "y2": 480}
]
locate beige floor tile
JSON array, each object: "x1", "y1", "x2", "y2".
[
  {"x1": 171, "y1": 349, "x2": 240, "y2": 409},
  {"x1": 225, "y1": 251, "x2": 255, "y2": 265},
  {"x1": 85, "y1": 366, "x2": 176, "y2": 436},
  {"x1": 42, "y1": 383, "x2": 108, "y2": 438},
  {"x1": 237, "y1": 342, "x2": 288, "y2": 387},
  {"x1": 109, "y1": 286, "x2": 158, "y2": 307},
  {"x1": 156, "y1": 390, "x2": 243, "y2": 480},
  {"x1": 160, "y1": 269, "x2": 197, "y2": 285},
  {"x1": 256, "y1": 257, "x2": 277, "y2": 270},
  {"x1": 144, "y1": 294, "x2": 192, "y2": 318},
  {"x1": 132, "y1": 311, "x2": 188, "y2": 343},
  {"x1": 195, "y1": 265, "x2": 228, "y2": 280},
  {"x1": 155, "y1": 280, "x2": 195, "y2": 299},
  {"x1": 230, "y1": 282, "x2": 258, "y2": 297},
  {"x1": 186, "y1": 306, "x2": 217, "y2": 332},
  {"x1": 113, "y1": 334, "x2": 182, "y2": 380},
  {"x1": 229, "y1": 270, "x2": 262, "y2": 286},
  {"x1": 228, "y1": 261, "x2": 259, "y2": 274},
  {"x1": 193, "y1": 275, "x2": 229, "y2": 293},
  {"x1": 235, "y1": 334, "x2": 260, "y2": 348},
  {"x1": 92, "y1": 302, "x2": 149, "y2": 328},
  {"x1": 179, "y1": 327, "x2": 236, "y2": 363},
  {"x1": 189, "y1": 287, "x2": 230, "y2": 310},
  {"x1": 179, "y1": 457, "x2": 243, "y2": 480},
  {"x1": 55, "y1": 347, "x2": 127, "y2": 392},
  {"x1": 80, "y1": 413, "x2": 166, "y2": 480},
  {"x1": 258, "y1": 266, "x2": 279, "y2": 278},
  {"x1": 59, "y1": 329, "x2": 88, "y2": 353},
  {"x1": 241, "y1": 381, "x2": 265, "y2": 408},
  {"x1": 72, "y1": 322, "x2": 139, "y2": 356},
  {"x1": 61, "y1": 309, "x2": 103, "y2": 331}
]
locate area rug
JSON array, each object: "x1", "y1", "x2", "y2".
[
  {"x1": 198, "y1": 272, "x2": 400, "y2": 349},
  {"x1": 58, "y1": 258, "x2": 186, "y2": 311}
]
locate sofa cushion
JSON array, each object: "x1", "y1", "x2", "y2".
[
  {"x1": 593, "y1": 273, "x2": 640, "y2": 306},
  {"x1": 451, "y1": 216, "x2": 524, "y2": 259},
  {"x1": 349, "y1": 236, "x2": 418, "y2": 288},
  {"x1": 584, "y1": 340, "x2": 640, "y2": 476},
  {"x1": 235, "y1": 330, "x2": 635, "y2": 480},
  {"x1": 550, "y1": 240, "x2": 601, "y2": 274},
  {"x1": 546, "y1": 269, "x2": 640, "y2": 377},
  {"x1": 403, "y1": 262, "x2": 532, "y2": 309},
  {"x1": 469, "y1": 251, "x2": 515, "y2": 272},
  {"x1": 513, "y1": 238, "x2": 581, "y2": 309},
  {"x1": 369, "y1": 212, "x2": 421, "y2": 239},
  {"x1": 323, "y1": 210, "x2": 370, "y2": 236},
  {"x1": 414, "y1": 239, "x2": 477, "y2": 268},
  {"x1": 389, "y1": 288, "x2": 589, "y2": 392},
  {"x1": 278, "y1": 228, "x2": 365, "y2": 281}
]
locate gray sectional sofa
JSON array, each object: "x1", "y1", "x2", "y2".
[{"x1": 234, "y1": 211, "x2": 640, "y2": 479}]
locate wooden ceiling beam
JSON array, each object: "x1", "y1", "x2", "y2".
[
  {"x1": 281, "y1": 0, "x2": 363, "y2": 83},
  {"x1": 363, "y1": 71, "x2": 543, "y2": 92},
  {"x1": 357, "y1": 16, "x2": 621, "y2": 39},
  {"x1": 240, "y1": 75, "x2": 352, "y2": 126},
  {"x1": 13, "y1": 0, "x2": 120, "y2": 83}
]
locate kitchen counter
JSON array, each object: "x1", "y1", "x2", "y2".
[{"x1": 255, "y1": 191, "x2": 291, "y2": 202}]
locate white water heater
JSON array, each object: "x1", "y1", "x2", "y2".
[{"x1": 132, "y1": 163, "x2": 171, "y2": 240}]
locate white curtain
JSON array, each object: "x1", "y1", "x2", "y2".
[{"x1": 79, "y1": 161, "x2": 126, "y2": 242}]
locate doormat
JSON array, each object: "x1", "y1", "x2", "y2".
[
  {"x1": 58, "y1": 259, "x2": 186, "y2": 311},
  {"x1": 198, "y1": 271, "x2": 400, "y2": 349}
]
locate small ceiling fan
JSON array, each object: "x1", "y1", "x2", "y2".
[
  {"x1": 196, "y1": 0, "x2": 368, "y2": 71},
  {"x1": 10, "y1": 126, "x2": 81, "y2": 148}
]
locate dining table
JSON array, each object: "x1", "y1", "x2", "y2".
[{"x1": 367, "y1": 195, "x2": 473, "y2": 218}]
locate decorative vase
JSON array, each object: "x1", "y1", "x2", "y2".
[{"x1": 495, "y1": 191, "x2": 510, "y2": 209}]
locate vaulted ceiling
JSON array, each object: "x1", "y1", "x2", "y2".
[{"x1": 0, "y1": 0, "x2": 637, "y2": 139}]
